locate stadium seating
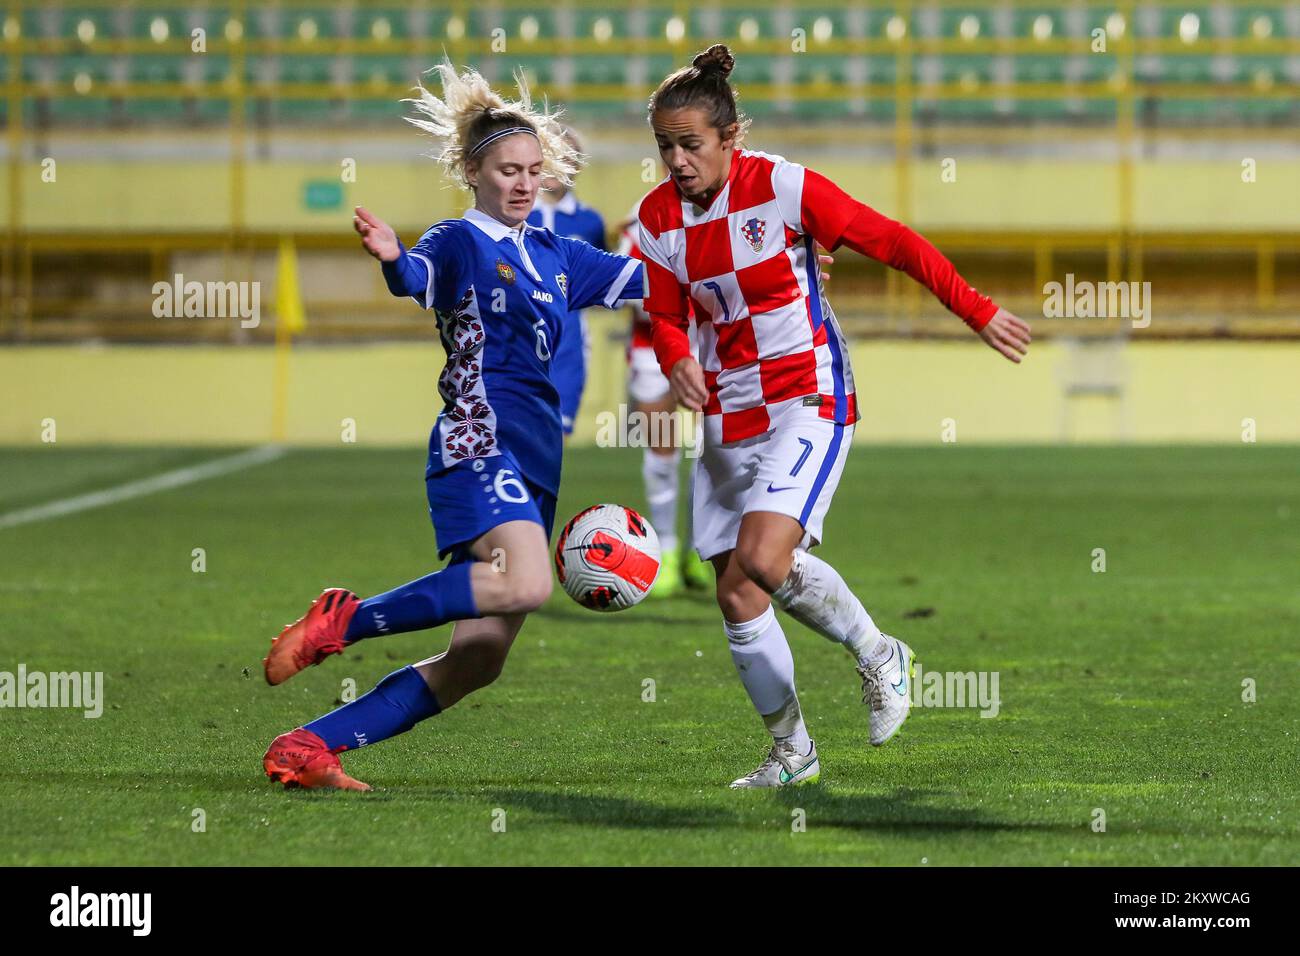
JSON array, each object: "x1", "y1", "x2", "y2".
[{"x1": 4, "y1": 1, "x2": 1291, "y2": 128}]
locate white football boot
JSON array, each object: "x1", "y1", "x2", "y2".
[
  {"x1": 857, "y1": 635, "x2": 915, "y2": 746},
  {"x1": 729, "y1": 739, "x2": 821, "y2": 789}
]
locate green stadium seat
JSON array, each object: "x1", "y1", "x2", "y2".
[
  {"x1": 787, "y1": 8, "x2": 858, "y2": 45},
  {"x1": 1012, "y1": 6, "x2": 1069, "y2": 41},
  {"x1": 20, "y1": 55, "x2": 49, "y2": 84},
  {"x1": 938, "y1": 5, "x2": 997, "y2": 41},
  {"x1": 1136, "y1": 4, "x2": 1216, "y2": 40},
  {"x1": 1017, "y1": 55, "x2": 1065, "y2": 84},
  {"x1": 353, "y1": 8, "x2": 412, "y2": 41},
  {"x1": 128, "y1": 55, "x2": 183, "y2": 85},
  {"x1": 351, "y1": 95, "x2": 411, "y2": 124},
  {"x1": 791, "y1": 54, "x2": 852, "y2": 87},
  {"x1": 863, "y1": 55, "x2": 898, "y2": 85},
  {"x1": 304, "y1": 8, "x2": 345, "y2": 40},
  {"x1": 505, "y1": 56, "x2": 558, "y2": 87},
  {"x1": 47, "y1": 6, "x2": 115, "y2": 41},
  {"x1": 572, "y1": 56, "x2": 631, "y2": 87},
  {"x1": 1236, "y1": 52, "x2": 1289, "y2": 89},
  {"x1": 47, "y1": 52, "x2": 112, "y2": 123},
  {"x1": 926, "y1": 54, "x2": 996, "y2": 86},
  {"x1": 571, "y1": 10, "x2": 625, "y2": 45},
  {"x1": 351, "y1": 55, "x2": 418, "y2": 93},
  {"x1": 1234, "y1": 5, "x2": 1284, "y2": 40},
  {"x1": 126, "y1": 8, "x2": 166, "y2": 40},
  {"x1": 731, "y1": 54, "x2": 775, "y2": 87},
  {"x1": 481, "y1": 9, "x2": 561, "y2": 46},
  {"x1": 709, "y1": 7, "x2": 778, "y2": 47},
  {"x1": 276, "y1": 55, "x2": 334, "y2": 86},
  {"x1": 1063, "y1": 54, "x2": 1113, "y2": 84},
  {"x1": 642, "y1": 9, "x2": 688, "y2": 46},
  {"x1": 243, "y1": 8, "x2": 282, "y2": 40},
  {"x1": 19, "y1": 8, "x2": 47, "y2": 41},
  {"x1": 1157, "y1": 55, "x2": 1215, "y2": 84}
]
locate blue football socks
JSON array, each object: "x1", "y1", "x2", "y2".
[
  {"x1": 344, "y1": 561, "x2": 479, "y2": 643},
  {"x1": 305, "y1": 666, "x2": 443, "y2": 753}
]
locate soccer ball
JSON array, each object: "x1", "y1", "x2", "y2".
[{"x1": 554, "y1": 504, "x2": 661, "y2": 611}]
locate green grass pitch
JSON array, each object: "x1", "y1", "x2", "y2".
[{"x1": 1, "y1": 444, "x2": 1297, "y2": 866}]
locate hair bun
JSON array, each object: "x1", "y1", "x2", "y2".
[{"x1": 692, "y1": 44, "x2": 735, "y2": 77}]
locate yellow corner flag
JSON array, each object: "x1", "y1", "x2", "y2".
[{"x1": 276, "y1": 235, "x2": 306, "y2": 336}]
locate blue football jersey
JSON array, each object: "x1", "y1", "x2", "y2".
[
  {"x1": 528, "y1": 190, "x2": 607, "y2": 251},
  {"x1": 382, "y1": 207, "x2": 643, "y2": 496}
]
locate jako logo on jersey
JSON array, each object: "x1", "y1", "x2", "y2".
[
  {"x1": 532, "y1": 289, "x2": 554, "y2": 303},
  {"x1": 496, "y1": 260, "x2": 515, "y2": 284},
  {"x1": 740, "y1": 217, "x2": 766, "y2": 253},
  {"x1": 556, "y1": 273, "x2": 568, "y2": 297}
]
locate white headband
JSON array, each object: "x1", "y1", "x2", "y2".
[{"x1": 469, "y1": 126, "x2": 538, "y2": 158}]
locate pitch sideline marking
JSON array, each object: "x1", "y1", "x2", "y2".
[{"x1": 0, "y1": 445, "x2": 287, "y2": 531}]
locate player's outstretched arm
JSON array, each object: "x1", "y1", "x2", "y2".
[
  {"x1": 796, "y1": 167, "x2": 1028, "y2": 362},
  {"x1": 353, "y1": 205, "x2": 401, "y2": 262},
  {"x1": 978, "y1": 306, "x2": 1033, "y2": 364}
]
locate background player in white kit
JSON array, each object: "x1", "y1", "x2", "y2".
[
  {"x1": 615, "y1": 204, "x2": 707, "y2": 598},
  {"x1": 638, "y1": 46, "x2": 1032, "y2": 788}
]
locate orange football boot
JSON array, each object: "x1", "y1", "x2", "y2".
[
  {"x1": 263, "y1": 728, "x2": 372, "y2": 792},
  {"x1": 263, "y1": 587, "x2": 360, "y2": 686}
]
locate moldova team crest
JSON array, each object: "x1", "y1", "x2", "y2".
[
  {"x1": 496, "y1": 259, "x2": 515, "y2": 284},
  {"x1": 556, "y1": 272, "x2": 568, "y2": 298},
  {"x1": 740, "y1": 217, "x2": 766, "y2": 254}
]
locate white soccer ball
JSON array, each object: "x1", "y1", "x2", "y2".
[{"x1": 554, "y1": 504, "x2": 661, "y2": 611}]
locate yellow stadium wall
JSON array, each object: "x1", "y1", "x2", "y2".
[
  {"x1": 2, "y1": 339, "x2": 1296, "y2": 446},
  {"x1": 15, "y1": 160, "x2": 1300, "y2": 233}
]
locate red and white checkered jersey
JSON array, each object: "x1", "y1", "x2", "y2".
[
  {"x1": 638, "y1": 149, "x2": 861, "y2": 444},
  {"x1": 638, "y1": 149, "x2": 999, "y2": 444}
]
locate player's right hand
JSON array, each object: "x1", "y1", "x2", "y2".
[
  {"x1": 669, "y1": 356, "x2": 708, "y2": 412},
  {"x1": 353, "y1": 206, "x2": 401, "y2": 262},
  {"x1": 978, "y1": 307, "x2": 1032, "y2": 363}
]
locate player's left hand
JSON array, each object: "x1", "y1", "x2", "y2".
[
  {"x1": 818, "y1": 246, "x2": 834, "y2": 282},
  {"x1": 978, "y1": 307, "x2": 1032, "y2": 363}
]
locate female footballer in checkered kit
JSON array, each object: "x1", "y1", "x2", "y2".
[
  {"x1": 258, "y1": 62, "x2": 644, "y2": 790},
  {"x1": 617, "y1": 195, "x2": 835, "y2": 599},
  {"x1": 638, "y1": 45, "x2": 1033, "y2": 787}
]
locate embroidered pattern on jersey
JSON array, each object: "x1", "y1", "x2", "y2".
[{"x1": 435, "y1": 286, "x2": 499, "y2": 464}]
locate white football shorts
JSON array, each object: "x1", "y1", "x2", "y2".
[{"x1": 691, "y1": 398, "x2": 854, "y2": 561}]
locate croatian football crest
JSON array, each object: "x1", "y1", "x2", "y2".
[
  {"x1": 740, "y1": 217, "x2": 766, "y2": 254},
  {"x1": 556, "y1": 272, "x2": 568, "y2": 298},
  {"x1": 496, "y1": 260, "x2": 515, "y2": 284}
]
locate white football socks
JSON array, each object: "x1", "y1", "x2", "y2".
[
  {"x1": 642, "y1": 448, "x2": 680, "y2": 553},
  {"x1": 724, "y1": 604, "x2": 811, "y2": 752},
  {"x1": 773, "y1": 548, "x2": 890, "y2": 664}
]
